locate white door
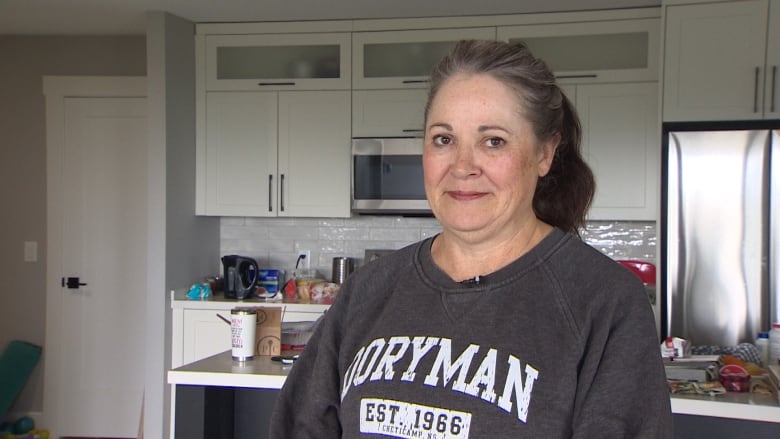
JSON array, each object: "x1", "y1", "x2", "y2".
[{"x1": 44, "y1": 78, "x2": 147, "y2": 438}]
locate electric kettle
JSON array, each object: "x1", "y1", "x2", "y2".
[{"x1": 221, "y1": 255, "x2": 259, "y2": 300}]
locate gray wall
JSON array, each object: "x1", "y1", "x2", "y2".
[
  {"x1": 145, "y1": 11, "x2": 220, "y2": 438},
  {"x1": 0, "y1": 35, "x2": 146, "y2": 418}
]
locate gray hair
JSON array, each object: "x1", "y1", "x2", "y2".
[{"x1": 424, "y1": 40, "x2": 595, "y2": 234}]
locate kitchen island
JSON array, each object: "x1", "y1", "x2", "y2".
[
  {"x1": 169, "y1": 290, "x2": 330, "y2": 438},
  {"x1": 168, "y1": 351, "x2": 290, "y2": 438},
  {"x1": 168, "y1": 351, "x2": 780, "y2": 438}
]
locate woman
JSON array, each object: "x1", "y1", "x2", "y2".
[{"x1": 269, "y1": 40, "x2": 672, "y2": 438}]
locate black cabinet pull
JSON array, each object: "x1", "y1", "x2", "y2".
[
  {"x1": 754, "y1": 66, "x2": 760, "y2": 113},
  {"x1": 268, "y1": 174, "x2": 273, "y2": 212},
  {"x1": 555, "y1": 74, "x2": 598, "y2": 79},
  {"x1": 771, "y1": 65, "x2": 777, "y2": 113},
  {"x1": 258, "y1": 82, "x2": 296, "y2": 86},
  {"x1": 280, "y1": 174, "x2": 285, "y2": 212}
]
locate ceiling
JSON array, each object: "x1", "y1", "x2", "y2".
[{"x1": 0, "y1": 0, "x2": 660, "y2": 35}]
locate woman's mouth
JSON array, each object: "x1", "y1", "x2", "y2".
[{"x1": 446, "y1": 190, "x2": 488, "y2": 201}]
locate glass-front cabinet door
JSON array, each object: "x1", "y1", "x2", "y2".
[
  {"x1": 352, "y1": 27, "x2": 496, "y2": 89},
  {"x1": 498, "y1": 18, "x2": 659, "y2": 83},
  {"x1": 205, "y1": 33, "x2": 351, "y2": 90}
]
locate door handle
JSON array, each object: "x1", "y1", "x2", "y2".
[{"x1": 62, "y1": 277, "x2": 87, "y2": 289}]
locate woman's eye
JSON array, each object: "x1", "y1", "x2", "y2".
[
  {"x1": 485, "y1": 137, "x2": 505, "y2": 148},
  {"x1": 432, "y1": 135, "x2": 452, "y2": 146}
]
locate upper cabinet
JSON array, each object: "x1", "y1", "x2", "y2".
[
  {"x1": 204, "y1": 32, "x2": 351, "y2": 91},
  {"x1": 195, "y1": 25, "x2": 353, "y2": 217},
  {"x1": 663, "y1": 0, "x2": 779, "y2": 121},
  {"x1": 497, "y1": 18, "x2": 660, "y2": 83},
  {"x1": 195, "y1": 10, "x2": 662, "y2": 220},
  {"x1": 352, "y1": 89, "x2": 428, "y2": 138},
  {"x1": 352, "y1": 27, "x2": 496, "y2": 89},
  {"x1": 572, "y1": 82, "x2": 660, "y2": 221},
  {"x1": 768, "y1": 0, "x2": 780, "y2": 118},
  {"x1": 198, "y1": 90, "x2": 351, "y2": 217}
]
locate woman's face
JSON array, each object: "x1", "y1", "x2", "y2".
[{"x1": 423, "y1": 73, "x2": 558, "y2": 241}]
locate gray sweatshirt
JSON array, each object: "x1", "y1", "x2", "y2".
[{"x1": 270, "y1": 228, "x2": 672, "y2": 438}]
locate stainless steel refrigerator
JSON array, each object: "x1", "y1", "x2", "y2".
[{"x1": 661, "y1": 121, "x2": 780, "y2": 347}]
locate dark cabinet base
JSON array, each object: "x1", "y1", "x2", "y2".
[
  {"x1": 674, "y1": 414, "x2": 780, "y2": 438},
  {"x1": 175, "y1": 385, "x2": 278, "y2": 439}
]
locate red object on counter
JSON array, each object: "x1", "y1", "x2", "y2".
[
  {"x1": 617, "y1": 260, "x2": 656, "y2": 285},
  {"x1": 719, "y1": 364, "x2": 750, "y2": 392}
]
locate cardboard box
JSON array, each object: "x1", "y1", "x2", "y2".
[{"x1": 253, "y1": 306, "x2": 281, "y2": 356}]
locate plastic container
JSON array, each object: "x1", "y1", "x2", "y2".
[
  {"x1": 281, "y1": 321, "x2": 316, "y2": 350},
  {"x1": 755, "y1": 332, "x2": 770, "y2": 366},
  {"x1": 769, "y1": 323, "x2": 780, "y2": 366}
]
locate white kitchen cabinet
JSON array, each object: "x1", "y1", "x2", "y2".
[
  {"x1": 352, "y1": 89, "x2": 428, "y2": 137},
  {"x1": 662, "y1": 0, "x2": 776, "y2": 121},
  {"x1": 497, "y1": 18, "x2": 660, "y2": 84},
  {"x1": 766, "y1": 0, "x2": 780, "y2": 119},
  {"x1": 197, "y1": 90, "x2": 351, "y2": 217},
  {"x1": 203, "y1": 33, "x2": 351, "y2": 91},
  {"x1": 352, "y1": 27, "x2": 496, "y2": 89},
  {"x1": 277, "y1": 91, "x2": 351, "y2": 217},
  {"x1": 566, "y1": 82, "x2": 660, "y2": 220}
]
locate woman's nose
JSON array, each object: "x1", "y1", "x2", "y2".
[{"x1": 451, "y1": 145, "x2": 480, "y2": 177}]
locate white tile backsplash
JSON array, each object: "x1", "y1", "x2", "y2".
[{"x1": 220, "y1": 216, "x2": 656, "y2": 281}]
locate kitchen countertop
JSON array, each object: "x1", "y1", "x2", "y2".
[
  {"x1": 170, "y1": 289, "x2": 331, "y2": 313},
  {"x1": 168, "y1": 351, "x2": 780, "y2": 423},
  {"x1": 670, "y1": 392, "x2": 780, "y2": 423},
  {"x1": 168, "y1": 350, "x2": 290, "y2": 389}
]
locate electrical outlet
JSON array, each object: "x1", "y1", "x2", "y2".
[{"x1": 297, "y1": 250, "x2": 311, "y2": 269}]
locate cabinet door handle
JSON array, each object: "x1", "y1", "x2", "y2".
[
  {"x1": 280, "y1": 174, "x2": 285, "y2": 212},
  {"x1": 258, "y1": 82, "x2": 296, "y2": 86},
  {"x1": 401, "y1": 129, "x2": 424, "y2": 134},
  {"x1": 268, "y1": 174, "x2": 273, "y2": 212},
  {"x1": 555, "y1": 74, "x2": 598, "y2": 79},
  {"x1": 401, "y1": 79, "x2": 430, "y2": 84},
  {"x1": 754, "y1": 66, "x2": 760, "y2": 113},
  {"x1": 771, "y1": 65, "x2": 777, "y2": 113}
]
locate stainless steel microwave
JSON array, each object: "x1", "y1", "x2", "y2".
[{"x1": 352, "y1": 138, "x2": 432, "y2": 215}]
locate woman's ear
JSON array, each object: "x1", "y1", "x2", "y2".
[{"x1": 537, "y1": 133, "x2": 560, "y2": 177}]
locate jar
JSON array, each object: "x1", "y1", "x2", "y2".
[
  {"x1": 755, "y1": 332, "x2": 769, "y2": 366},
  {"x1": 769, "y1": 323, "x2": 780, "y2": 366}
]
